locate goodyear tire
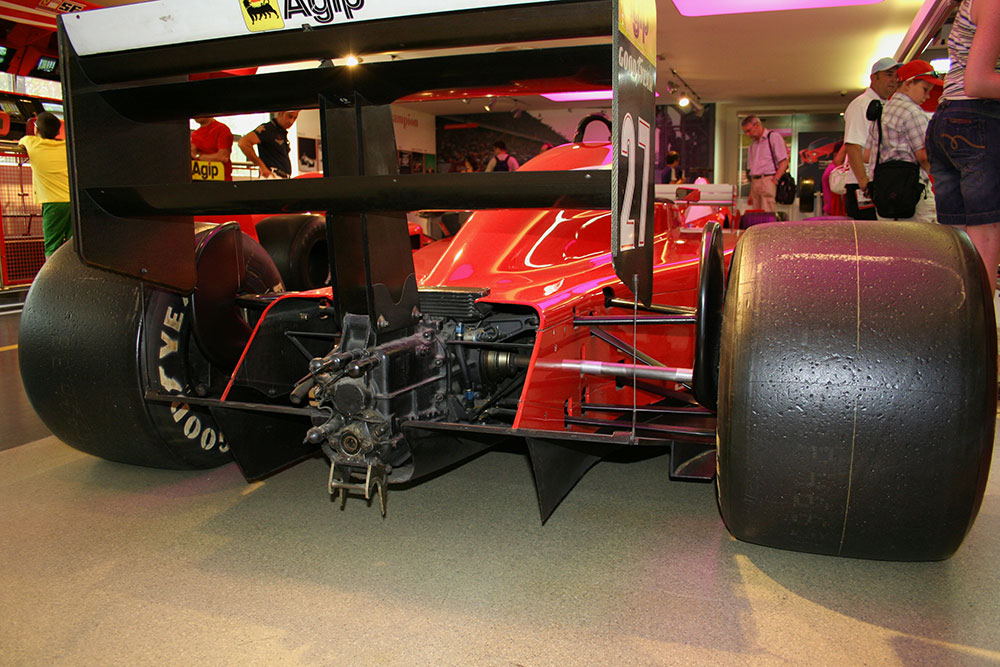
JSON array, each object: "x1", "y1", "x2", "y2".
[
  {"x1": 717, "y1": 220, "x2": 996, "y2": 560},
  {"x1": 255, "y1": 214, "x2": 329, "y2": 291},
  {"x1": 19, "y1": 229, "x2": 282, "y2": 470}
]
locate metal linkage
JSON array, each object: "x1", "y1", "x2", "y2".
[
  {"x1": 579, "y1": 402, "x2": 713, "y2": 416},
  {"x1": 538, "y1": 359, "x2": 693, "y2": 384},
  {"x1": 329, "y1": 462, "x2": 388, "y2": 516},
  {"x1": 588, "y1": 326, "x2": 663, "y2": 368},
  {"x1": 573, "y1": 314, "x2": 696, "y2": 326},
  {"x1": 602, "y1": 286, "x2": 695, "y2": 317},
  {"x1": 563, "y1": 414, "x2": 714, "y2": 442}
]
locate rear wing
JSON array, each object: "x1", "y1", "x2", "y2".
[{"x1": 58, "y1": 0, "x2": 656, "y2": 323}]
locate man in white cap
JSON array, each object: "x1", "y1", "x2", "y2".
[
  {"x1": 865, "y1": 60, "x2": 943, "y2": 222},
  {"x1": 842, "y1": 56, "x2": 900, "y2": 219}
]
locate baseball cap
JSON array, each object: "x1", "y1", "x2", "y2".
[
  {"x1": 870, "y1": 57, "x2": 900, "y2": 75},
  {"x1": 897, "y1": 59, "x2": 944, "y2": 86}
]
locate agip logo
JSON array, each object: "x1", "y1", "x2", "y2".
[
  {"x1": 240, "y1": 0, "x2": 284, "y2": 31},
  {"x1": 617, "y1": 0, "x2": 656, "y2": 65}
]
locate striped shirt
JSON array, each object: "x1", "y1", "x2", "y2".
[
  {"x1": 865, "y1": 92, "x2": 928, "y2": 169},
  {"x1": 942, "y1": 0, "x2": 1000, "y2": 100}
]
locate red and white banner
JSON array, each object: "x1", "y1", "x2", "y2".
[{"x1": 0, "y1": 0, "x2": 99, "y2": 31}]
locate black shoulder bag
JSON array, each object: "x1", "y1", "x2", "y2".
[
  {"x1": 767, "y1": 131, "x2": 796, "y2": 205},
  {"x1": 868, "y1": 101, "x2": 924, "y2": 219}
]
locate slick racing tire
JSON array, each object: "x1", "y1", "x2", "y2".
[
  {"x1": 717, "y1": 220, "x2": 996, "y2": 561},
  {"x1": 255, "y1": 214, "x2": 329, "y2": 291},
  {"x1": 19, "y1": 229, "x2": 283, "y2": 470}
]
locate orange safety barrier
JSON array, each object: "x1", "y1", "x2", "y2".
[{"x1": 0, "y1": 149, "x2": 45, "y2": 287}]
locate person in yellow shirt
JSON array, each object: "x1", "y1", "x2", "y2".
[{"x1": 18, "y1": 112, "x2": 71, "y2": 256}]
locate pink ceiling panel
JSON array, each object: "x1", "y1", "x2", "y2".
[{"x1": 671, "y1": 0, "x2": 882, "y2": 17}]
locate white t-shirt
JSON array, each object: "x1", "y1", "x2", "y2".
[{"x1": 842, "y1": 87, "x2": 883, "y2": 185}]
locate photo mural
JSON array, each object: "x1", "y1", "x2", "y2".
[{"x1": 434, "y1": 104, "x2": 715, "y2": 182}]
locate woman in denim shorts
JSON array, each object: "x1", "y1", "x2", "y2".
[{"x1": 926, "y1": 0, "x2": 1000, "y2": 279}]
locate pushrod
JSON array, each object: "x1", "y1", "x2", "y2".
[{"x1": 538, "y1": 359, "x2": 693, "y2": 383}]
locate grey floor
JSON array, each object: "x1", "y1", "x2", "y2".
[{"x1": 2, "y1": 310, "x2": 1000, "y2": 666}]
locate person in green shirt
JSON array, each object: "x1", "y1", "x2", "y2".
[{"x1": 18, "y1": 112, "x2": 71, "y2": 257}]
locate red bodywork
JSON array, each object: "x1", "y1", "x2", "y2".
[
  {"x1": 799, "y1": 140, "x2": 838, "y2": 164},
  {"x1": 413, "y1": 141, "x2": 738, "y2": 432},
  {"x1": 223, "y1": 140, "x2": 737, "y2": 443}
]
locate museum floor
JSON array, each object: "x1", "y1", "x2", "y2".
[{"x1": 2, "y1": 307, "x2": 999, "y2": 666}]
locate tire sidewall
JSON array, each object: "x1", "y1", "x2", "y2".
[
  {"x1": 141, "y1": 288, "x2": 230, "y2": 467},
  {"x1": 139, "y1": 227, "x2": 283, "y2": 468}
]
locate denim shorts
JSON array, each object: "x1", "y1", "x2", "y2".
[{"x1": 926, "y1": 99, "x2": 1000, "y2": 226}]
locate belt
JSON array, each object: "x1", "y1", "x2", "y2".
[{"x1": 751, "y1": 174, "x2": 775, "y2": 179}]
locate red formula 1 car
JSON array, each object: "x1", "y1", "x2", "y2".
[
  {"x1": 19, "y1": 0, "x2": 995, "y2": 561},
  {"x1": 798, "y1": 138, "x2": 839, "y2": 164}
]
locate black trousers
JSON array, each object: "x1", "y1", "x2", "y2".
[{"x1": 845, "y1": 184, "x2": 877, "y2": 220}]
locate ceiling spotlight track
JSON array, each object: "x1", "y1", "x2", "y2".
[
  {"x1": 669, "y1": 67, "x2": 702, "y2": 112},
  {"x1": 483, "y1": 96, "x2": 523, "y2": 115}
]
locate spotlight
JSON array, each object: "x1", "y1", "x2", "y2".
[
  {"x1": 344, "y1": 55, "x2": 362, "y2": 66},
  {"x1": 666, "y1": 80, "x2": 677, "y2": 94},
  {"x1": 669, "y1": 68, "x2": 703, "y2": 116},
  {"x1": 484, "y1": 100, "x2": 494, "y2": 112}
]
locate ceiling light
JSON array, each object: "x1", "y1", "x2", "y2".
[
  {"x1": 484, "y1": 100, "x2": 495, "y2": 112},
  {"x1": 669, "y1": 68, "x2": 701, "y2": 111},
  {"x1": 344, "y1": 55, "x2": 361, "y2": 67},
  {"x1": 930, "y1": 57, "x2": 950, "y2": 73}
]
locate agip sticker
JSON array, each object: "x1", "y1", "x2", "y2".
[
  {"x1": 239, "y1": 0, "x2": 284, "y2": 32},
  {"x1": 192, "y1": 160, "x2": 225, "y2": 181},
  {"x1": 617, "y1": 0, "x2": 655, "y2": 65}
]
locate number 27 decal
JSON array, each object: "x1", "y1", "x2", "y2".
[{"x1": 620, "y1": 113, "x2": 651, "y2": 252}]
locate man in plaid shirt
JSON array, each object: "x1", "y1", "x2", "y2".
[{"x1": 865, "y1": 60, "x2": 943, "y2": 222}]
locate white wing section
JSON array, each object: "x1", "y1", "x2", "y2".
[{"x1": 62, "y1": 0, "x2": 567, "y2": 56}]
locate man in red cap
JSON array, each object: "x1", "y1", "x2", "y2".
[{"x1": 864, "y1": 60, "x2": 943, "y2": 222}]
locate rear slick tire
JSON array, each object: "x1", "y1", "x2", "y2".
[
  {"x1": 19, "y1": 228, "x2": 282, "y2": 470},
  {"x1": 717, "y1": 220, "x2": 996, "y2": 561},
  {"x1": 255, "y1": 214, "x2": 329, "y2": 291}
]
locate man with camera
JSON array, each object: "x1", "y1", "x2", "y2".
[{"x1": 842, "y1": 57, "x2": 899, "y2": 219}]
